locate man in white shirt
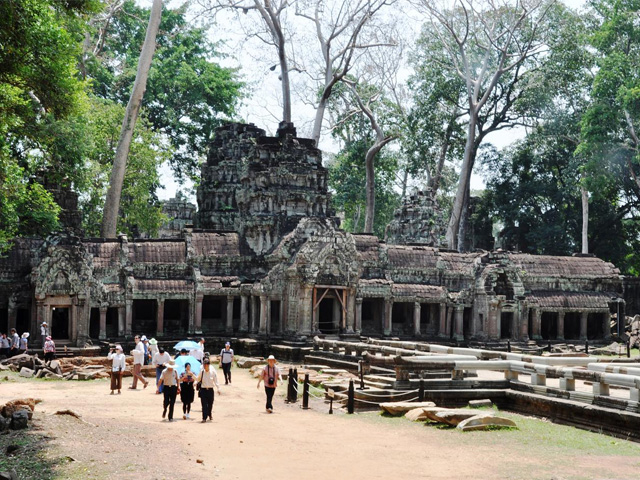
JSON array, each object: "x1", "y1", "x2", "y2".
[
  {"x1": 40, "y1": 322, "x2": 49, "y2": 347},
  {"x1": 10, "y1": 329, "x2": 19, "y2": 357},
  {"x1": 189, "y1": 338, "x2": 205, "y2": 362},
  {"x1": 108, "y1": 345, "x2": 126, "y2": 394},
  {"x1": 219, "y1": 342, "x2": 234, "y2": 385},
  {"x1": 196, "y1": 359, "x2": 221, "y2": 423},
  {"x1": 152, "y1": 347, "x2": 172, "y2": 393},
  {"x1": 129, "y1": 335, "x2": 149, "y2": 389}
]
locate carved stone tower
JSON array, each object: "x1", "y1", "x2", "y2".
[{"x1": 196, "y1": 122, "x2": 334, "y2": 255}]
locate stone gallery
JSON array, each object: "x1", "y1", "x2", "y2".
[{"x1": 0, "y1": 123, "x2": 625, "y2": 346}]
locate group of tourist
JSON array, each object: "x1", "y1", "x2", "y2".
[
  {"x1": 0, "y1": 321, "x2": 56, "y2": 360},
  {"x1": 0, "y1": 329, "x2": 33, "y2": 357},
  {"x1": 107, "y1": 336, "x2": 282, "y2": 421}
]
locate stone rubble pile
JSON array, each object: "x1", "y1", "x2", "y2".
[
  {"x1": 0, "y1": 398, "x2": 41, "y2": 432},
  {"x1": 380, "y1": 400, "x2": 518, "y2": 432}
]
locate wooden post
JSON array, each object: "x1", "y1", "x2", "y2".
[
  {"x1": 413, "y1": 302, "x2": 421, "y2": 336},
  {"x1": 156, "y1": 298, "x2": 164, "y2": 337},
  {"x1": 292, "y1": 368, "x2": 298, "y2": 403},
  {"x1": 347, "y1": 380, "x2": 354, "y2": 414},
  {"x1": 302, "y1": 373, "x2": 310, "y2": 409},
  {"x1": 419, "y1": 379, "x2": 425, "y2": 402}
]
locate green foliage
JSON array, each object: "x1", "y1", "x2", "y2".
[{"x1": 85, "y1": 0, "x2": 244, "y2": 181}]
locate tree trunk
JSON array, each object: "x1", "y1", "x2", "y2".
[
  {"x1": 446, "y1": 113, "x2": 477, "y2": 249},
  {"x1": 430, "y1": 109, "x2": 458, "y2": 194},
  {"x1": 364, "y1": 147, "x2": 377, "y2": 234},
  {"x1": 581, "y1": 172, "x2": 589, "y2": 254},
  {"x1": 279, "y1": 42, "x2": 291, "y2": 123},
  {"x1": 101, "y1": 0, "x2": 162, "y2": 238},
  {"x1": 311, "y1": 93, "x2": 328, "y2": 145},
  {"x1": 457, "y1": 183, "x2": 470, "y2": 253}
]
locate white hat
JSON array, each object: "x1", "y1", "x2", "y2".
[
  {"x1": 115, "y1": 345, "x2": 123, "y2": 352},
  {"x1": 42, "y1": 321, "x2": 47, "y2": 325},
  {"x1": 267, "y1": 355, "x2": 275, "y2": 361},
  {"x1": 22, "y1": 332, "x2": 29, "y2": 338},
  {"x1": 141, "y1": 335, "x2": 148, "y2": 341},
  {"x1": 166, "y1": 360, "x2": 176, "y2": 369}
]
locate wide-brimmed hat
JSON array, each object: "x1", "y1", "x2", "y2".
[
  {"x1": 267, "y1": 355, "x2": 275, "y2": 361},
  {"x1": 22, "y1": 332, "x2": 29, "y2": 338},
  {"x1": 115, "y1": 345, "x2": 123, "y2": 352},
  {"x1": 45, "y1": 336, "x2": 52, "y2": 341},
  {"x1": 166, "y1": 360, "x2": 176, "y2": 369},
  {"x1": 141, "y1": 335, "x2": 148, "y2": 341},
  {"x1": 41, "y1": 321, "x2": 47, "y2": 325},
  {"x1": 225, "y1": 342, "x2": 230, "y2": 347},
  {"x1": 149, "y1": 338, "x2": 157, "y2": 345}
]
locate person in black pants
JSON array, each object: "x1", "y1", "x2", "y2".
[
  {"x1": 219, "y1": 342, "x2": 234, "y2": 384},
  {"x1": 257, "y1": 355, "x2": 282, "y2": 413},
  {"x1": 196, "y1": 359, "x2": 221, "y2": 423},
  {"x1": 157, "y1": 360, "x2": 180, "y2": 422}
]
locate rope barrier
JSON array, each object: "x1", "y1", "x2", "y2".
[{"x1": 352, "y1": 396, "x2": 421, "y2": 406}]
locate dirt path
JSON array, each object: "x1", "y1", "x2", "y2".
[{"x1": 3, "y1": 367, "x2": 640, "y2": 480}]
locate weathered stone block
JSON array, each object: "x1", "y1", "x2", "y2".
[
  {"x1": 457, "y1": 415, "x2": 517, "y2": 432},
  {"x1": 19, "y1": 367, "x2": 34, "y2": 378},
  {"x1": 10, "y1": 410, "x2": 29, "y2": 430},
  {"x1": 379, "y1": 401, "x2": 436, "y2": 416},
  {"x1": 469, "y1": 399, "x2": 493, "y2": 408}
]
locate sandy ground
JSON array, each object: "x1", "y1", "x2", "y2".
[{"x1": 3, "y1": 367, "x2": 640, "y2": 480}]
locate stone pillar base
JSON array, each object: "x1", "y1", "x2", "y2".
[{"x1": 559, "y1": 378, "x2": 575, "y2": 391}]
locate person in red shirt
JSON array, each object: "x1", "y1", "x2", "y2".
[{"x1": 257, "y1": 355, "x2": 282, "y2": 413}]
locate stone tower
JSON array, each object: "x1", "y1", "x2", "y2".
[
  {"x1": 385, "y1": 189, "x2": 446, "y2": 246},
  {"x1": 196, "y1": 122, "x2": 334, "y2": 255}
]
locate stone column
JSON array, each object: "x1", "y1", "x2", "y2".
[
  {"x1": 99, "y1": 306, "x2": 107, "y2": 340},
  {"x1": 251, "y1": 296, "x2": 259, "y2": 334},
  {"x1": 354, "y1": 297, "x2": 363, "y2": 334},
  {"x1": 125, "y1": 300, "x2": 132, "y2": 336},
  {"x1": 346, "y1": 291, "x2": 355, "y2": 334},
  {"x1": 438, "y1": 303, "x2": 447, "y2": 338},
  {"x1": 226, "y1": 295, "x2": 234, "y2": 333},
  {"x1": 156, "y1": 299, "x2": 164, "y2": 337},
  {"x1": 603, "y1": 312, "x2": 611, "y2": 340},
  {"x1": 557, "y1": 311, "x2": 565, "y2": 340},
  {"x1": 194, "y1": 294, "x2": 203, "y2": 334},
  {"x1": 488, "y1": 299, "x2": 500, "y2": 340},
  {"x1": 188, "y1": 298, "x2": 195, "y2": 334},
  {"x1": 454, "y1": 304, "x2": 464, "y2": 341},
  {"x1": 580, "y1": 311, "x2": 588, "y2": 340},
  {"x1": 299, "y1": 287, "x2": 313, "y2": 335},
  {"x1": 266, "y1": 298, "x2": 271, "y2": 334},
  {"x1": 520, "y1": 306, "x2": 529, "y2": 341},
  {"x1": 531, "y1": 308, "x2": 541, "y2": 340},
  {"x1": 383, "y1": 298, "x2": 393, "y2": 336},
  {"x1": 118, "y1": 306, "x2": 125, "y2": 336},
  {"x1": 7, "y1": 303, "x2": 16, "y2": 331},
  {"x1": 413, "y1": 302, "x2": 421, "y2": 336},
  {"x1": 36, "y1": 301, "x2": 45, "y2": 337},
  {"x1": 240, "y1": 295, "x2": 249, "y2": 333},
  {"x1": 446, "y1": 307, "x2": 454, "y2": 339},
  {"x1": 259, "y1": 295, "x2": 267, "y2": 335},
  {"x1": 332, "y1": 298, "x2": 341, "y2": 332}
]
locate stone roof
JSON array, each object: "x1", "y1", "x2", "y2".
[
  {"x1": 191, "y1": 232, "x2": 241, "y2": 257},
  {"x1": 529, "y1": 291, "x2": 617, "y2": 309},
  {"x1": 0, "y1": 238, "x2": 39, "y2": 277},
  {"x1": 352, "y1": 235, "x2": 380, "y2": 262},
  {"x1": 201, "y1": 276, "x2": 241, "y2": 289},
  {"x1": 387, "y1": 245, "x2": 439, "y2": 268},
  {"x1": 86, "y1": 242, "x2": 120, "y2": 268},
  {"x1": 128, "y1": 241, "x2": 186, "y2": 264},
  {"x1": 134, "y1": 279, "x2": 192, "y2": 293},
  {"x1": 392, "y1": 284, "x2": 447, "y2": 300},
  {"x1": 508, "y1": 254, "x2": 620, "y2": 278},
  {"x1": 439, "y1": 251, "x2": 481, "y2": 274}
]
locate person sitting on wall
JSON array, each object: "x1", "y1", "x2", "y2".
[{"x1": 44, "y1": 336, "x2": 56, "y2": 363}]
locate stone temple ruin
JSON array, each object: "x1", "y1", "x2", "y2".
[{"x1": 0, "y1": 122, "x2": 628, "y2": 347}]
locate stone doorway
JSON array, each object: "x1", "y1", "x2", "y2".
[
  {"x1": 564, "y1": 312, "x2": 581, "y2": 340},
  {"x1": 202, "y1": 296, "x2": 224, "y2": 333},
  {"x1": 51, "y1": 307, "x2": 70, "y2": 339},
  {"x1": 361, "y1": 298, "x2": 383, "y2": 335},
  {"x1": 270, "y1": 300, "x2": 281, "y2": 334},
  {"x1": 16, "y1": 308, "x2": 29, "y2": 335},
  {"x1": 0, "y1": 307, "x2": 7, "y2": 334},
  {"x1": 313, "y1": 286, "x2": 347, "y2": 334},
  {"x1": 132, "y1": 300, "x2": 156, "y2": 335},
  {"x1": 587, "y1": 313, "x2": 604, "y2": 339},
  {"x1": 500, "y1": 312, "x2": 513, "y2": 339},
  {"x1": 164, "y1": 300, "x2": 189, "y2": 335},
  {"x1": 391, "y1": 303, "x2": 413, "y2": 335},
  {"x1": 541, "y1": 312, "x2": 558, "y2": 340},
  {"x1": 90, "y1": 308, "x2": 100, "y2": 339},
  {"x1": 318, "y1": 298, "x2": 338, "y2": 334}
]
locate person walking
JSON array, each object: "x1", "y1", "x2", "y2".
[
  {"x1": 219, "y1": 342, "x2": 234, "y2": 385},
  {"x1": 19, "y1": 333, "x2": 29, "y2": 354},
  {"x1": 141, "y1": 336, "x2": 150, "y2": 365},
  {"x1": 108, "y1": 345, "x2": 126, "y2": 395},
  {"x1": 196, "y1": 359, "x2": 220, "y2": 423},
  {"x1": 9, "y1": 329, "x2": 19, "y2": 357},
  {"x1": 148, "y1": 338, "x2": 159, "y2": 365},
  {"x1": 43, "y1": 336, "x2": 56, "y2": 362},
  {"x1": 157, "y1": 360, "x2": 180, "y2": 421},
  {"x1": 152, "y1": 346, "x2": 171, "y2": 394},
  {"x1": 40, "y1": 322, "x2": 49, "y2": 347},
  {"x1": 179, "y1": 363, "x2": 197, "y2": 419},
  {"x1": 189, "y1": 338, "x2": 205, "y2": 362},
  {"x1": 0, "y1": 333, "x2": 10, "y2": 357},
  {"x1": 257, "y1": 355, "x2": 282, "y2": 413},
  {"x1": 129, "y1": 335, "x2": 149, "y2": 389}
]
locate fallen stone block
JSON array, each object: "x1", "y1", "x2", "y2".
[
  {"x1": 237, "y1": 358, "x2": 265, "y2": 369},
  {"x1": 10, "y1": 410, "x2": 29, "y2": 430},
  {"x1": 405, "y1": 407, "x2": 446, "y2": 422},
  {"x1": 19, "y1": 367, "x2": 34, "y2": 378},
  {"x1": 468, "y1": 399, "x2": 493, "y2": 408},
  {"x1": 44, "y1": 372, "x2": 63, "y2": 379},
  {"x1": 456, "y1": 415, "x2": 517, "y2": 432},
  {"x1": 1, "y1": 398, "x2": 38, "y2": 418},
  {"x1": 380, "y1": 401, "x2": 437, "y2": 416},
  {"x1": 0, "y1": 469, "x2": 18, "y2": 480},
  {"x1": 0, "y1": 417, "x2": 11, "y2": 432},
  {"x1": 431, "y1": 409, "x2": 493, "y2": 426}
]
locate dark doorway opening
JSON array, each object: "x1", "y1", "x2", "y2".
[
  {"x1": 132, "y1": 300, "x2": 156, "y2": 336},
  {"x1": 270, "y1": 300, "x2": 281, "y2": 334},
  {"x1": 493, "y1": 273, "x2": 514, "y2": 300},
  {"x1": 164, "y1": 300, "x2": 188, "y2": 334},
  {"x1": 51, "y1": 307, "x2": 70, "y2": 339},
  {"x1": 419, "y1": 303, "x2": 431, "y2": 334},
  {"x1": 233, "y1": 298, "x2": 241, "y2": 332},
  {"x1": 587, "y1": 313, "x2": 604, "y2": 339},
  {"x1": 463, "y1": 307, "x2": 472, "y2": 338},
  {"x1": 106, "y1": 308, "x2": 118, "y2": 337},
  {"x1": 500, "y1": 312, "x2": 513, "y2": 339},
  {"x1": 541, "y1": 312, "x2": 558, "y2": 340},
  {"x1": 318, "y1": 298, "x2": 336, "y2": 334},
  {"x1": 564, "y1": 312, "x2": 581, "y2": 340},
  {"x1": 0, "y1": 307, "x2": 7, "y2": 334},
  {"x1": 16, "y1": 308, "x2": 29, "y2": 335},
  {"x1": 361, "y1": 298, "x2": 383, "y2": 335},
  {"x1": 89, "y1": 308, "x2": 100, "y2": 339},
  {"x1": 202, "y1": 296, "x2": 224, "y2": 333},
  {"x1": 528, "y1": 310, "x2": 534, "y2": 339},
  {"x1": 391, "y1": 303, "x2": 412, "y2": 335}
]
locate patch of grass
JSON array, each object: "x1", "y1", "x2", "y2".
[{"x1": 0, "y1": 428, "x2": 59, "y2": 480}]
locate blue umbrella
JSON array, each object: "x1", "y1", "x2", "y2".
[
  {"x1": 173, "y1": 340, "x2": 201, "y2": 351},
  {"x1": 174, "y1": 355, "x2": 202, "y2": 376}
]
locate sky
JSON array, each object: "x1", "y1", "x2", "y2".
[{"x1": 147, "y1": 0, "x2": 588, "y2": 201}]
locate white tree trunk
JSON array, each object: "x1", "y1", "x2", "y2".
[
  {"x1": 446, "y1": 113, "x2": 477, "y2": 249},
  {"x1": 581, "y1": 172, "x2": 589, "y2": 254},
  {"x1": 101, "y1": 0, "x2": 163, "y2": 238}
]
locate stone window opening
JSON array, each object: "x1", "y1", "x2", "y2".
[
  {"x1": 493, "y1": 273, "x2": 514, "y2": 301},
  {"x1": 270, "y1": 300, "x2": 281, "y2": 334}
]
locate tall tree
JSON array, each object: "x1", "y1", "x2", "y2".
[
  {"x1": 101, "y1": 0, "x2": 163, "y2": 238},
  {"x1": 416, "y1": 0, "x2": 555, "y2": 250}
]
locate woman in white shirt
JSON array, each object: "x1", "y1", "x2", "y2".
[
  {"x1": 107, "y1": 345, "x2": 126, "y2": 395},
  {"x1": 157, "y1": 360, "x2": 180, "y2": 422}
]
